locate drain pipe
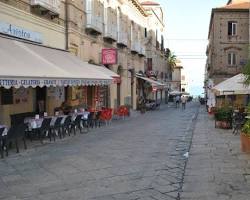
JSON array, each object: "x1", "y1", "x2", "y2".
[{"x1": 65, "y1": 0, "x2": 69, "y2": 50}]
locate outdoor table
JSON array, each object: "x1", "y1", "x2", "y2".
[
  {"x1": 24, "y1": 115, "x2": 67, "y2": 130},
  {"x1": 70, "y1": 111, "x2": 90, "y2": 121},
  {"x1": 0, "y1": 125, "x2": 8, "y2": 136},
  {"x1": 24, "y1": 117, "x2": 43, "y2": 130}
]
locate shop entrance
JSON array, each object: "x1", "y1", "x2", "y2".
[
  {"x1": 87, "y1": 86, "x2": 94, "y2": 108},
  {"x1": 36, "y1": 87, "x2": 46, "y2": 114}
]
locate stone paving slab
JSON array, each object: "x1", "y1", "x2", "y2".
[
  {"x1": 181, "y1": 107, "x2": 250, "y2": 200},
  {"x1": 0, "y1": 103, "x2": 199, "y2": 200}
]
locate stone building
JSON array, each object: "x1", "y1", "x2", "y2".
[
  {"x1": 206, "y1": 0, "x2": 250, "y2": 85},
  {"x1": 205, "y1": 0, "x2": 250, "y2": 109}
]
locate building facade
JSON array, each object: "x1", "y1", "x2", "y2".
[
  {"x1": 206, "y1": 0, "x2": 250, "y2": 86},
  {"x1": 0, "y1": 0, "x2": 67, "y2": 125},
  {"x1": 205, "y1": 0, "x2": 250, "y2": 109},
  {"x1": 171, "y1": 60, "x2": 183, "y2": 92},
  {"x1": 0, "y1": 0, "x2": 168, "y2": 126}
]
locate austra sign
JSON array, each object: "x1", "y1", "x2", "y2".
[{"x1": 0, "y1": 22, "x2": 43, "y2": 43}]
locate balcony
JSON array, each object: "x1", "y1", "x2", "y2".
[
  {"x1": 131, "y1": 42, "x2": 140, "y2": 54},
  {"x1": 139, "y1": 45, "x2": 146, "y2": 57},
  {"x1": 117, "y1": 32, "x2": 128, "y2": 47},
  {"x1": 104, "y1": 8, "x2": 117, "y2": 41},
  {"x1": 85, "y1": 0, "x2": 103, "y2": 35},
  {"x1": 30, "y1": 0, "x2": 60, "y2": 16}
]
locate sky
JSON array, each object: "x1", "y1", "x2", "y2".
[{"x1": 158, "y1": 0, "x2": 229, "y2": 96}]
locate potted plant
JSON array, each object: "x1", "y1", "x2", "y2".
[
  {"x1": 214, "y1": 107, "x2": 232, "y2": 129},
  {"x1": 241, "y1": 120, "x2": 250, "y2": 152}
]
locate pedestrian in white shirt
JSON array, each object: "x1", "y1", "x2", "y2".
[{"x1": 181, "y1": 95, "x2": 187, "y2": 110}]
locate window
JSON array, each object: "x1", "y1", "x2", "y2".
[
  {"x1": 147, "y1": 58, "x2": 152, "y2": 71},
  {"x1": 1, "y1": 88, "x2": 13, "y2": 105},
  {"x1": 228, "y1": 21, "x2": 237, "y2": 36},
  {"x1": 144, "y1": 28, "x2": 147, "y2": 38},
  {"x1": 228, "y1": 52, "x2": 236, "y2": 66}
]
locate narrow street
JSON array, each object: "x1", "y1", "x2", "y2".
[{"x1": 0, "y1": 103, "x2": 199, "y2": 200}]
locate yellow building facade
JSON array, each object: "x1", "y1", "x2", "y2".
[{"x1": 0, "y1": 0, "x2": 168, "y2": 125}]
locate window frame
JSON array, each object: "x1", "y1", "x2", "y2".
[
  {"x1": 228, "y1": 21, "x2": 237, "y2": 36},
  {"x1": 228, "y1": 52, "x2": 236, "y2": 66},
  {"x1": 1, "y1": 87, "x2": 13, "y2": 105}
]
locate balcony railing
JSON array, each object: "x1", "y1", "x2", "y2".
[
  {"x1": 86, "y1": 0, "x2": 103, "y2": 34},
  {"x1": 104, "y1": 8, "x2": 117, "y2": 41},
  {"x1": 139, "y1": 45, "x2": 146, "y2": 56},
  {"x1": 117, "y1": 32, "x2": 128, "y2": 47},
  {"x1": 86, "y1": 14, "x2": 103, "y2": 34},
  {"x1": 131, "y1": 41, "x2": 140, "y2": 53},
  {"x1": 30, "y1": 0, "x2": 60, "y2": 14}
]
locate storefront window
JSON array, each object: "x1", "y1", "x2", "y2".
[{"x1": 1, "y1": 88, "x2": 13, "y2": 105}]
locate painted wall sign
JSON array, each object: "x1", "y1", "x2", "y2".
[
  {"x1": 0, "y1": 22, "x2": 43, "y2": 43},
  {"x1": 102, "y1": 48, "x2": 117, "y2": 65}
]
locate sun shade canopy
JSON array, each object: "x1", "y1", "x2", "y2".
[
  {"x1": 212, "y1": 73, "x2": 250, "y2": 95},
  {"x1": 136, "y1": 75, "x2": 166, "y2": 89},
  {"x1": 0, "y1": 36, "x2": 115, "y2": 89}
]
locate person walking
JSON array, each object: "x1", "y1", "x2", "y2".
[
  {"x1": 181, "y1": 95, "x2": 187, "y2": 110},
  {"x1": 175, "y1": 95, "x2": 180, "y2": 108}
]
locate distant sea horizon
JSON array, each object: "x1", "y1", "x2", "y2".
[{"x1": 189, "y1": 85, "x2": 204, "y2": 97}]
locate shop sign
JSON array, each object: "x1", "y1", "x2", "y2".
[
  {"x1": 102, "y1": 48, "x2": 117, "y2": 65},
  {"x1": 0, "y1": 22, "x2": 43, "y2": 43},
  {"x1": 0, "y1": 78, "x2": 111, "y2": 89}
]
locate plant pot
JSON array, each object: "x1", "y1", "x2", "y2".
[
  {"x1": 215, "y1": 121, "x2": 222, "y2": 128},
  {"x1": 240, "y1": 133, "x2": 250, "y2": 153},
  {"x1": 221, "y1": 121, "x2": 231, "y2": 129},
  {"x1": 215, "y1": 120, "x2": 231, "y2": 129}
]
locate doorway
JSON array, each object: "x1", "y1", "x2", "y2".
[{"x1": 36, "y1": 87, "x2": 46, "y2": 114}]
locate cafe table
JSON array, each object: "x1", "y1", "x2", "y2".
[
  {"x1": 0, "y1": 125, "x2": 8, "y2": 136},
  {"x1": 24, "y1": 115, "x2": 68, "y2": 130}
]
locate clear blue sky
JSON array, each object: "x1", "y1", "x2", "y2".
[{"x1": 158, "y1": 0, "x2": 228, "y2": 96}]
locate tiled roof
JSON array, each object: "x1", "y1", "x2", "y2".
[
  {"x1": 141, "y1": 1, "x2": 160, "y2": 6},
  {"x1": 220, "y1": 2, "x2": 250, "y2": 9}
]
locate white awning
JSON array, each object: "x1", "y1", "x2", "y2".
[
  {"x1": 95, "y1": 66, "x2": 120, "y2": 78},
  {"x1": 136, "y1": 75, "x2": 166, "y2": 89},
  {"x1": 212, "y1": 73, "x2": 250, "y2": 95},
  {"x1": 0, "y1": 36, "x2": 113, "y2": 89},
  {"x1": 94, "y1": 65, "x2": 120, "y2": 83}
]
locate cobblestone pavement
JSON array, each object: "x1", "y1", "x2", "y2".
[
  {"x1": 181, "y1": 107, "x2": 250, "y2": 200},
  {"x1": 0, "y1": 103, "x2": 199, "y2": 200}
]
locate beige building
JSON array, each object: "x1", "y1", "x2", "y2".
[
  {"x1": 0, "y1": 0, "x2": 114, "y2": 125},
  {"x1": 64, "y1": 0, "x2": 168, "y2": 108},
  {"x1": 171, "y1": 60, "x2": 183, "y2": 92},
  {"x1": 206, "y1": 0, "x2": 250, "y2": 85},
  {"x1": 0, "y1": 1, "x2": 67, "y2": 125},
  {"x1": 0, "y1": 0, "x2": 168, "y2": 126}
]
